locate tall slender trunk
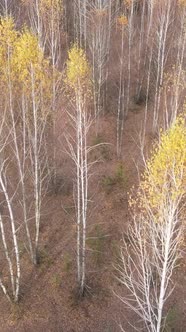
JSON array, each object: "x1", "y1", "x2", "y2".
[
  {"x1": 76, "y1": 93, "x2": 81, "y2": 283},
  {"x1": 126, "y1": 1, "x2": 134, "y2": 116},
  {"x1": 31, "y1": 66, "x2": 40, "y2": 264},
  {"x1": 117, "y1": 25, "x2": 125, "y2": 157},
  {"x1": 0, "y1": 213, "x2": 15, "y2": 300},
  {"x1": 0, "y1": 175, "x2": 20, "y2": 302},
  {"x1": 156, "y1": 219, "x2": 172, "y2": 332}
]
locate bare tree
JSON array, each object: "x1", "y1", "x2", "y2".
[
  {"x1": 73, "y1": 0, "x2": 88, "y2": 48},
  {"x1": 87, "y1": 0, "x2": 113, "y2": 131},
  {"x1": 116, "y1": 192, "x2": 184, "y2": 332},
  {"x1": 0, "y1": 0, "x2": 15, "y2": 16},
  {"x1": 25, "y1": 0, "x2": 45, "y2": 48},
  {"x1": 151, "y1": 0, "x2": 174, "y2": 130},
  {"x1": 125, "y1": 0, "x2": 135, "y2": 116},
  {"x1": 164, "y1": 1, "x2": 186, "y2": 125}
]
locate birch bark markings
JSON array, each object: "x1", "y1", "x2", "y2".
[{"x1": 0, "y1": 117, "x2": 21, "y2": 302}]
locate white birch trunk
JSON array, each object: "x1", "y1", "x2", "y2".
[{"x1": 0, "y1": 173, "x2": 20, "y2": 302}]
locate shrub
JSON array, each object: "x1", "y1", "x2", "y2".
[
  {"x1": 101, "y1": 163, "x2": 128, "y2": 193},
  {"x1": 50, "y1": 274, "x2": 61, "y2": 288},
  {"x1": 63, "y1": 253, "x2": 72, "y2": 273}
]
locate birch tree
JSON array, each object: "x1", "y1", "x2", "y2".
[
  {"x1": 13, "y1": 28, "x2": 52, "y2": 264},
  {"x1": 65, "y1": 44, "x2": 92, "y2": 295},
  {"x1": 22, "y1": 0, "x2": 63, "y2": 182},
  {"x1": 116, "y1": 114, "x2": 186, "y2": 331},
  {"x1": 0, "y1": 18, "x2": 35, "y2": 266},
  {"x1": 0, "y1": 17, "x2": 53, "y2": 302},
  {"x1": 0, "y1": 19, "x2": 21, "y2": 300},
  {"x1": 116, "y1": 14, "x2": 128, "y2": 157},
  {"x1": 0, "y1": 19, "x2": 53, "y2": 265},
  {"x1": 0, "y1": 17, "x2": 22, "y2": 302}
]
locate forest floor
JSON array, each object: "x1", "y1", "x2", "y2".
[{"x1": 0, "y1": 105, "x2": 186, "y2": 332}]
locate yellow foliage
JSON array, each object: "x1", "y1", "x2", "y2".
[
  {"x1": 0, "y1": 17, "x2": 18, "y2": 81},
  {"x1": 13, "y1": 29, "x2": 44, "y2": 82},
  {"x1": 0, "y1": 17, "x2": 55, "y2": 119},
  {"x1": 0, "y1": 17, "x2": 17, "y2": 49},
  {"x1": 178, "y1": 0, "x2": 186, "y2": 7},
  {"x1": 131, "y1": 114, "x2": 186, "y2": 217},
  {"x1": 65, "y1": 44, "x2": 91, "y2": 92},
  {"x1": 13, "y1": 29, "x2": 53, "y2": 117},
  {"x1": 117, "y1": 15, "x2": 128, "y2": 27},
  {"x1": 39, "y1": 0, "x2": 62, "y2": 12},
  {"x1": 12, "y1": 28, "x2": 52, "y2": 93}
]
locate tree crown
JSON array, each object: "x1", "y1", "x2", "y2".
[
  {"x1": 130, "y1": 114, "x2": 186, "y2": 216},
  {"x1": 65, "y1": 44, "x2": 91, "y2": 92}
]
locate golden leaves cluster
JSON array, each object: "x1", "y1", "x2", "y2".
[
  {"x1": 0, "y1": 17, "x2": 54, "y2": 119},
  {"x1": 117, "y1": 15, "x2": 128, "y2": 28},
  {"x1": 13, "y1": 29, "x2": 51, "y2": 97},
  {"x1": 0, "y1": 16, "x2": 17, "y2": 49},
  {"x1": 0, "y1": 17, "x2": 17, "y2": 83},
  {"x1": 65, "y1": 44, "x2": 91, "y2": 94},
  {"x1": 178, "y1": 0, "x2": 186, "y2": 7},
  {"x1": 130, "y1": 114, "x2": 186, "y2": 220}
]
